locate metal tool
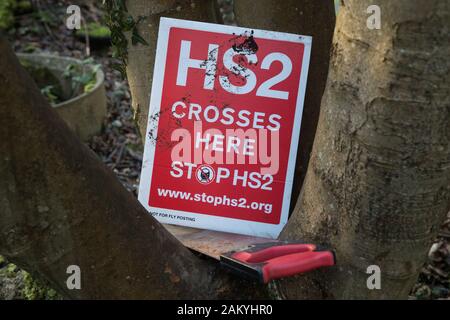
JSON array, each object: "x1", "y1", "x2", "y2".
[
  {"x1": 220, "y1": 242, "x2": 336, "y2": 283},
  {"x1": 164, "y1": 224, "x2": 336, "y2": 283}
]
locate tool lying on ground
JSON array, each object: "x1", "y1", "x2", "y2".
[{"x1": 220, "y1": 242, "x2": 336, "y2": 283}]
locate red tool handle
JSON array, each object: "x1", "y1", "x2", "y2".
[
  {"x1": 232, "y1": 244, "x2": 316, "y2": 263},
  {"x1": 261, "y1": 251, "x2": 335, "y2": 283}
]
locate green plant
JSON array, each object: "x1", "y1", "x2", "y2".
[
  {"x1": 15, "y1": 0, "x2": 32, "y2": 13},
  {"x1": 64, "y1": 58, "x2": 101, "y2": 95},
  {"x1": 0, "y1": 0, "x2": 16, "y2": 30},
  {"x1": 40, "y1": 85, "x2": 59, "y2": 104},
  {"x1": 103, "y1": 0, "x2": 148, "y2": 77},
  {"x1": 76, "y1": 22, "x2": 111, "y2": 38},
  {"x1": 23, "y1": 43, "x2": 38, "y2": 53},
  {"x1": 34, "y1": 9, "x2": 58, "y2": 27},
  {"x1": 20, "y1": 58, "x2": 65, "y2": 104}
]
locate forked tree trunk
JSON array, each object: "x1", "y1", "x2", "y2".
[
  {"x1": 0, "y1": 0, "x2": 448, "y2": 300},
  {"x1": 279, "y1": 0, "x2": 450, "y2": 299},
  {"x1": 0, "y1": 36, "x2": 266, "y2": 299}
]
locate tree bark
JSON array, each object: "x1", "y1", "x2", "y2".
[
  {"x1": 125, "y1": 0, "x2": 217, "y2": 140},
  {"x1": 0, "y1": 35, "x2": 267, "y2": 299},
  {"x1": 279, "y1": 0, "x2": 450, "y2": 299},
  {"x1": 1, "y1": 0, "x2": 448, "y2": 300},
  {"x1": 233, "y1": 0, "x2": 336, "y2": 212}
]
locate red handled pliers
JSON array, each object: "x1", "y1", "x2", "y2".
[{"x1": 220, "y1": 242, "x2": 336, "y2": 283}]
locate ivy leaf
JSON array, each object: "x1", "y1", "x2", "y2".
[
  {"x1": 131, "y1": 28, "x2": 148, "y2": 46},
  {"x1": 112, "y1": 63, "x2": 127, "y2": 78},
  {"x1": 123, "y1": 16, "x2": 135, "y2": 31},
  {"x1": 103, "y1": 0, "x2": 148, "y2": 78}
]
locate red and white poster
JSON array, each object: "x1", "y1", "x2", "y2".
[{"x1": 138, "y1": 18, "x2": 311, "y2": 238}]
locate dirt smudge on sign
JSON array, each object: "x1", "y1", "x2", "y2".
[
  {"x1": 230, "y1": 30, "x2": 259, "y2": 55},
  {"x1": 147, "y1": 105, "x2": 183, "y2": 150},
  {"x1": 198, "y1": 30, "x2": 259, "y2": 91}
]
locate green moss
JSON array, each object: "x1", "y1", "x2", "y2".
[
  {"x1": 76, "y1": 22, "x2": 111, "y2": 38},
  {"x1": 0, "y1": 262, "x2": 19, "y2": 279},
  {"x1": 22, "y1": 271, "x2": 60, "y2": 300},
  {"x1": 6, "y1": 263, "x2": 18, "y2": 277},
  {"x1": 0, "y1": 256, "x2": 61, "y2": 300}
]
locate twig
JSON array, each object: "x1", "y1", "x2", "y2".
[
  {"x1": 114, "y1": 143, "x2": 126, "y2": 167},
  {"x1": 81, "y1": 15, "x2": 90, "y2": 57}
]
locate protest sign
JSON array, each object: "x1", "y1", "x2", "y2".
[{"x1": 138, "y1": 18, "x2": 311, "y2": 238}]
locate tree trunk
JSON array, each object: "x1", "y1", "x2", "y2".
[
  {"x1": 233, "y1": 0, "x2": 336, "y2": 212},
  {"x1": 0, "y1": 35, "x2": 267, "y2": 299},
  {"x1": 279, "y1": 0, "x2": 450, "y2": 299},
  {"x1": 125, "y1": 0, "x2": 217, "y2": 140},
  {"x1": 1, "y1": 0, "x2": 448, "y2": 300}
]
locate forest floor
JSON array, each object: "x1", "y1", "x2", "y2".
[{"x1": 0, "y1": 0, "x2": 449, "y2": 300}]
